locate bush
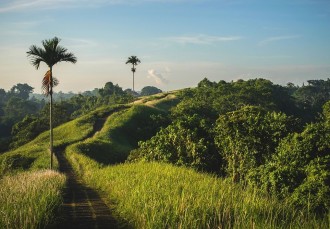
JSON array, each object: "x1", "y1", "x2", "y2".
[
  {"x1": 214, "y1": 106, "x2": 295, "y2": 182},
  {"x1": 254, "y1": 115, "x2": 330, "y2": 214}
]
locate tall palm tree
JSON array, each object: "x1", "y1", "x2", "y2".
[
  {"x1": 27, "y1": 37, "x2": 77, "y2": 169},
  {"x1": 126, "y1": 56, "x2": 141, "y2": 92}
]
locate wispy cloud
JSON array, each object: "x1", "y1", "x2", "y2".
[
  {"x1": 258, "y1": 35, "x2": 300, "y2": 46},
  {"x1": 0, "y1": 0, "x2": 201, "y2": 13},
  {"x1": 147, "y1": 69, "x2": 169, "y2": 85},
  {"x1": 163, "y1": 34, "x2": 242, "y2": 45},
  {"x1": 64, "y1": 38, "x2": 99, "y2": 49}
]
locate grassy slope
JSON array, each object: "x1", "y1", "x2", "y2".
[
  {"x1": 66, "y1": 93, "x2": 329, "y2": 228},
  {"x1": 67, "y1": 92, "x2": 179, "y2": 168},
  {"x1": 0, "y1": 104, "x2": 126, "y2": 228},
  {"x1": 0, "y1": 104, "x2": 126, "y2": 174}
]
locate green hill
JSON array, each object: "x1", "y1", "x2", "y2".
[{"x1": 0, "y1": 85, "x2": 329, "y2": 228}]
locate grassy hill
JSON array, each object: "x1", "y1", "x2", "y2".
[
  {"x1": 0, "y1": 91, "x2": 329, "y2": 228},
  {"x1": 0, "y1": 103, "x2": 129, "y2": 228}
]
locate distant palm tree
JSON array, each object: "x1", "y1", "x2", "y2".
[
  {"x1": 126, "y1": 56, "x2": 141, "y2": 92},
  {"x1": 27, "y1": 37, "x2": 77, "y2": 169}
]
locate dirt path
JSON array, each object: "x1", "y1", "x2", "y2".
[
  {"x1": 52, "y1": 149, "x2": 119, "y2": 229},
  {"x1": 50, "y1": 112, "x2": 128, "y2": 229}
]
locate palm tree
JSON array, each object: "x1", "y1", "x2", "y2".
[
  {"x1": 126, "y1": 56, "x2": 141, "y2": 92},
  {"x1": 27, "y1": 37, "x2": 77, "y2": 169}
]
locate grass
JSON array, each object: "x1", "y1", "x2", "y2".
[
  {"x1": 2, "y1": 93, "x2": 327, "y2": 228},
  {"x1": 0, "y1": 104, "x2": 125, "y2": 228},
  {"x1": 0, "y1": 170, "x2": 66, "y2": 229},
  {"x1": 64, "y1": 101, "x2": 329, "y2": 228},
  {"x1": 66, "y1": 151, "x2": 330, "y2": 229},
  {"x1": 67, "y1": 105, "x2": 168, "y2": 167},
  {"x1": 0, "y1": 104, "x2": 126, "y2": 175},
  {"x1": 144, "y1": 93, "x2": 180, "y2": 111},
  {"x1": 133, "y1": 92, "x2": 180, "y2": 112}
]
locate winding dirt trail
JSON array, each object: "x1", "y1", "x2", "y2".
[{"x1": 50, "y1": 112, "x2": 126, "y2": 229}]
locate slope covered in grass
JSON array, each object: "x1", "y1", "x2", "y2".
[
  {"x1": 67, "y1": 104, "x2": 169, "y2": 168},
  {"x1": 0, "y1": 104, "x2": 126, "y2": 175}
]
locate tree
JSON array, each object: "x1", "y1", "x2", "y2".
[
  {"x1": 254, "y1": 110, "x2": 330, "y2": 213},
  {"x1": 9, "y1": 83, "x2": 34, "y2": 100},
  {"x1": 99, "y1": 82, "x2": 125, "y2": 97},
  {"x1": 125, "y1": 56, "x2": 141, "y2": 92},
  {"x1": 140, "y1": 86, "x2": 162, "y2": 96},
  {"x1": 27, "y1": 37, "x2": 77, "y2": 169},
  {"x1": 293, "y1": 79, "x2": 330, "y2": 122},
  {"x1": 0, "y1": 88, "x2": 7, "y2": 104},
  {"x1": 214, "y1": 106, "x2": 296, "y2": 182}
]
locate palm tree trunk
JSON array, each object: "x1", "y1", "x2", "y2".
[
  {"x1": 133, "y1": 71, "x2": 135, "y2": 92},
  {"x1": 49, "y1": 67, "x2": 54, "y2": 170}
]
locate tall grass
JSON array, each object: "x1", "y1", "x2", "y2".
[
  {"x1": 0, "y1": 170, "x2": 66, "y2": 229},
  {"x1": 66, "y1": 150, "x2": 329, "y2": 229}
]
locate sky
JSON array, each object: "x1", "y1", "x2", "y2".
[{"x1": 0, "y1": 0, "x2": 329, "y2": 93}]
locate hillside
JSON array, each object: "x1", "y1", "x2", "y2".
[{"x1": 0, "y1": 79, "x2": 329, "y2": 228}]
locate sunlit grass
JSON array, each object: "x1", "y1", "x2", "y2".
[
  {"x1": 67, "y1": 105, "x2": 167, "y2": 166},
  {"x1": 67, "y1": 150, "x2": 329, "y2": 229},
  {"x1": 0, "y1": 170, "x2": 66, "y2": 229}
]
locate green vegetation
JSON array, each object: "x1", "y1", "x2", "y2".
[
  {"x1": 0, "y1": 77, "x2": 329, "y2": 228},
  {"x1": 132, "y1": 78, "x2": 330, "y2": 218},
  {"x1": 140, "y1": 86, "x2": 162, "y2": 96},
  {"x1": 0, "y1": 81, "x2": 134, "y2": 152},
  {"x1": 64, "y1": 86, "x2": 328, "y2": 227},
  {"x1": 0, "y1": 170, "x2": 66, "y2": 229},
  {"x1": 0, "y1": 104, "x2": 125, "y2": 228},
  {"x1": 67, "y1": 104, "x2": 169, "y2": 167},
  {"x1": 66, "y1": 151, "x2": 329, "y2": 229},
  {"x1": 0, "y1": 105, "x2": 122, "y2": 175}
]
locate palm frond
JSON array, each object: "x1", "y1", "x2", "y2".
[
  {"x1": 126, "y1": 56, "x2": 141, "y2": 65},
  {"x1": 27, "y1": 37, "x2": 77, "y2": 68},
  {"x1": 27, "y1": 45, "x2": 46, "y2": 69},
  {"x1": 42, "y1": 70, "x2": 59, "y2": 96},
  {"x1": 58, "y1": 51, "x2": 77, "y2": 64}
]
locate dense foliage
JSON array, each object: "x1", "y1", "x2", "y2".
[{"x1": 130, "y1": 78, "x2": 330, "y2": 215}]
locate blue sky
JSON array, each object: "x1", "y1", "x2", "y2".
[{"x1": 0, "y1": 0, "x2": 329, "y2": 93}]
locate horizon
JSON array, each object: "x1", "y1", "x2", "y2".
[{"x1": 1, "y1": 0, "x2": 329, "y2": 93}]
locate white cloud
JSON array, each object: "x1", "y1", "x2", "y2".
[
  {"x1": 258, "y1": 35, "x2": 300, "y2": 46},
  {"x1": 147, "y1": 69, "x2": 169, "y2": 85},
  {"x1": 164, "y1": 34, "x2": 242, "y2": 45}
]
